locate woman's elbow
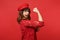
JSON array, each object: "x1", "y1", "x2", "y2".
[{"x1": 39, "y1": 21, "x2": 44, "y2": 27}]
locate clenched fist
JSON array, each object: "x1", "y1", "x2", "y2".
[{"x1": 33, "y1": 7, "x2": 40, "y2": 13}]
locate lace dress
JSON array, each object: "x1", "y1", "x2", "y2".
[{"x1": 20, "y1": 20, "x2": 44, "y2": 40}]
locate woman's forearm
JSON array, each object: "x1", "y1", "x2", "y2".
[
  {"x1": 33, "y1": 7, "x2": 44, "y2": 22},
  {"x1": 37, "y1": 12, "x2": 44, "y2": 22}
]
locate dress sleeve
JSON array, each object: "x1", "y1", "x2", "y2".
[
  {"x1": 21, "y1": 20, "x2": 44, "y2": 28},
  {"x1": 32, "y1": 21, "x2": 44, "y2": 32},
  {"x1": 32, "y1": 21, "x2": 44, "y2": 27}
]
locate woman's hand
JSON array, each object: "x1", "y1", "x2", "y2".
[{"x1": 33, "y1": 7, "x2": 40, "y2": 13}]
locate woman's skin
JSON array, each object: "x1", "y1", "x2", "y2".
[
  {"x1": 22, "y1": 10, "x2": 29, "y2": 19},
  {"x1": 33, "y1": 7, "x2": 43, "y2": 22},
  {"x1": 22, "y1": 7, "x2": 44, "y2": 22}
]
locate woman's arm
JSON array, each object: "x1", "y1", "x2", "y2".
[
  {"x1": 33, "y1": 7, "x2": 44, "y2": 22},
  {"x1": 33, "y1": 7, "x2": 44, "y2": 32},
  {"x1": 37, "y1": 12, "x2": 43, "y2": 22}
]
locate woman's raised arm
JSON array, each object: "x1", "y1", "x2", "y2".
[{"x1": 33, "y1": 7, "x2": 44, "y2": 22}]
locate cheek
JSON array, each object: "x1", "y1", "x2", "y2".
[{"x1": 23, "y1": 12, "x2": 25, "y2": 15}]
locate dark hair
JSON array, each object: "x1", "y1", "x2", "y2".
[{"x1": 17, "y1": 8, "x2": 31, "y2": 24}]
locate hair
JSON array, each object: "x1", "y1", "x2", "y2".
[{"x1": 17, "y1": 7, "x2": 31, "y2": 24}]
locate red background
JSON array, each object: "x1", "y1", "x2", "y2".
[{"x1": 0, "y1": 0, "x2": 60, "y2": 40}]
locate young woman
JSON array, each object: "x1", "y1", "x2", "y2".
[{"x1": 17, "y1": 3, "x2": 44, "y2": 40}]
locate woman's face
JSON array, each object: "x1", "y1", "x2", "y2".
[{"x1": 23, "y1": 10, "x2": 29, "y2": 18}]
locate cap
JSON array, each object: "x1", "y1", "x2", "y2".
[{"x1": 18, "y1": 3, "x2": 29, "y2": 11}]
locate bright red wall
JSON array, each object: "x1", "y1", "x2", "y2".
[{"x1": 0, "y1": 0, "x2": 60, "y2": 40}]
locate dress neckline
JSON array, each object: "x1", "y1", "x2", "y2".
[{"x1": 22, "y1": 19, "x2": 30, "y2": 21}]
